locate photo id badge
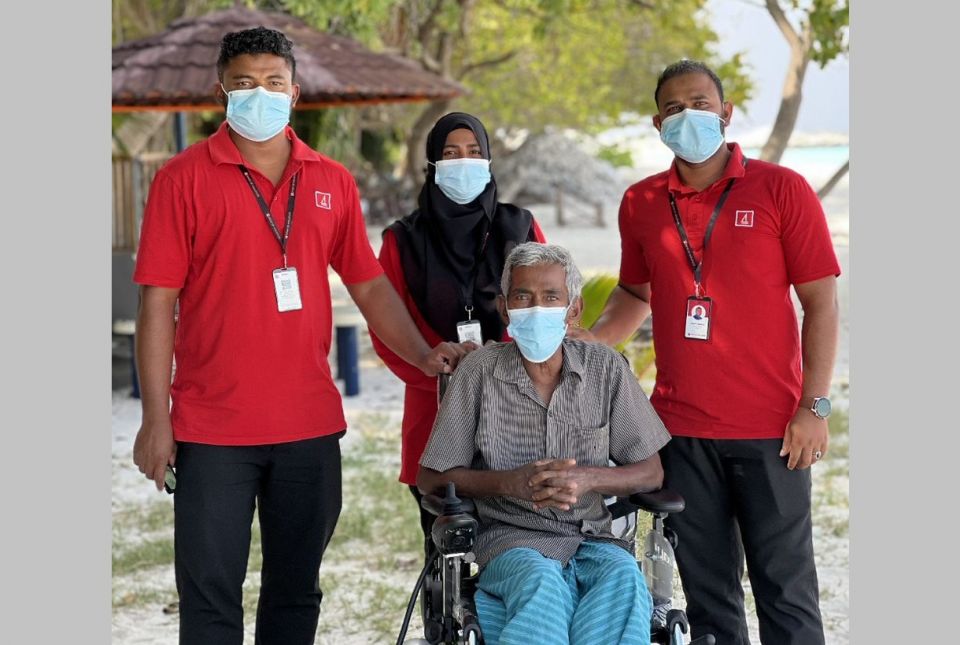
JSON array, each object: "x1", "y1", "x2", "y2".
[
  {"x1": 273, "y1": 267, "x2": 303, "y2": 312},
  {"x1": 684, "y1": 296, "x2": 712, "y2": 340},
  {"x1": 456, "y1": 320, "x2": 483, "y2": 345}
]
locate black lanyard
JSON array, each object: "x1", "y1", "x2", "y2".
[
  {"x1": 458, "y1": 221, "x2": 491, "y2": 321},
  {"x1": 239, "y1": 166, "x2": 299, "y2": 268},
  {"x1": 667, "y1": 159, "x2": 746, "y2": 294}
]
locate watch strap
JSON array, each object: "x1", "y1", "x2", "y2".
[{"x1": 799, "y1": 395, "x2": 826, "y2": 409}]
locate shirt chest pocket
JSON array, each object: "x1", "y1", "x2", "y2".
[
  {"x1": 726, "y1": 223, "x2": 788, "y2": 287},
  {"x1": 553, "y1": 418, "x2": 610, "y2": 468}
]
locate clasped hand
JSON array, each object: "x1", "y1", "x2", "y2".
[{"x1": 507, "y1": 458, "x2": 593, "y2": 511}]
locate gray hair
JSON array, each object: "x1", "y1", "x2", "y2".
[{"x1": 501, "y1": 242, "x2": 583, "y2": 302}]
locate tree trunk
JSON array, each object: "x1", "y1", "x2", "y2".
[
  {"x1": 760, "y1": 44, "x2": 810, "y2": 164},
  {"x1": 405, "y1": 98, "x2": 453, "y2": 187},
  {"x1": 817, "y1": 160, "x2": 849, "y2": 200}
]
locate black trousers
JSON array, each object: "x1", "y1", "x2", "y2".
[
  {"x1": 173, "y1": 432, "x2": 344, "y2": 645},
  {"x1": 661, "y1": 437, "x2": 825, "y2": 645},
  {"x1": 409, "y1": 484, "x2": 436, "y2": 561}
]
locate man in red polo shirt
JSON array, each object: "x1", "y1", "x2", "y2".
[
  {"x1": 580, "y1": 60, "x2": 840, "y2": 644},
  {"x1": 131, "y1": 26, "x2": 470, "y2": 645}
]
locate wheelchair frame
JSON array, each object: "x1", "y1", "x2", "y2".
[
  {"x1": 399, "y1": 483, "x2": 714, "y2": 645},
  {"x1": 397, "y1": 375, "x2": 716, "y2": 645}
]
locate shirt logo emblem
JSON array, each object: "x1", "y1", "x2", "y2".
[
  {"x1": 315, "y1": 191, "x2": 332, "y2": 210},
  {"x1": 735, "y1": 210, "x2": 755, "y2": 227}
]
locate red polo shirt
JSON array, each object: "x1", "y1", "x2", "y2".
[
  {"x1": 619, "y1": 143, "x2": 840, "y2": 440},
  {"x1": 133, "y1": 123, "x2": 383, "y2": 445}
]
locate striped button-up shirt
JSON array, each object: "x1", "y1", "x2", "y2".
[{"x1": 420, "y1": 338, "x2": 671, "y2": 567}]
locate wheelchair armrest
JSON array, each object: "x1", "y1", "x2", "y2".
[
  {"x1": 421, "y1": 493, "x2": 476, "y2": 516},
  {"x1": 627, "y1": 488, "x2": 685, "y2": 515}
]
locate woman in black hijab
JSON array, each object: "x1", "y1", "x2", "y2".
[{"x1": 370, "y1": 112, "x2": 545, "y2": 546}]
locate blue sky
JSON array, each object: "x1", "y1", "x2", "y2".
[{"x1": 705, "y1": 0, "x2": 849, "y2": 134}]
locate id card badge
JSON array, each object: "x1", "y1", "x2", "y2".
[
  {"x1": 456, "y1": 320, "x2": 483, "y2": 345},
  {"x1": 684, "y1": 296, "x2": 712, "y2": 340},
  {"x1": 273, "y1": 267, "x2": 303, "y2": 312}
]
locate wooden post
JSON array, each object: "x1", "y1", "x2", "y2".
[
  {"x1": 595, "y1": 202, "x2": 604, "y2": 228},
  {"x1": 131, "y1": 158, "x2": 143, "y2": 249},
  {"x1": 173, "y1": 112, "x2": 188, "y2": 153},
  {"x1": 556, "y1": 186, "x2": 565, "y2": 227}
]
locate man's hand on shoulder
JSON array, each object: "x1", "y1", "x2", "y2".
[
  {"x1": 133, "y1": 416, "x2": 177, "y2": 492},
  {"x1": 565, "y1": 323, "x2": 598, "y2": 343},
  {"x1": 417, "y1": 341, "x2": 480, "y2": 377}
]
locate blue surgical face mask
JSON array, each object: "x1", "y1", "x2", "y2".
[
  {"x1": 659, "y1": 108, "x2": 726, "y2": 163},
  {"x1": 432, "y1": 158, "x2": 491, "y2": 204},
  {"x1": 223, "y1": 85, "x2": 292, "y2": 143},
  {"x1": 506, "y1": 305, "x2": 569, "y2": 363}
]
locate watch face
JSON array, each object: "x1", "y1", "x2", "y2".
[{"x1": 813, "y1": 398, "x2": 832, "y2": 418}]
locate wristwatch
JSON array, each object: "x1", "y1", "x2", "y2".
[{"x1": 800, "y1": 395, "x2": 832, "y2": 420}]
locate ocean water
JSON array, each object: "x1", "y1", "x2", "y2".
[
  {"x1": 624, "y1": 133, "x2": 849, "y2": 185},
  {"x1": 743, "y1": 145, "x2": 849, "y2": 183}
]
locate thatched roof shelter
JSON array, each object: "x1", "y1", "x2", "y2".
[{"x1": 113, "y1": 5, "x2": 464, "y2": 112}]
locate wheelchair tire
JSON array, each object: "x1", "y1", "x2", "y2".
[
  {"x1": 462, "y1": 622, "x2": 482, "y2": 645},
  {"x1": 665, "y1": 608, "x2": 688, "y2": 645},
  {"x1": 671, "y1": 623, "x2": 685, "y2": 645},
  {"x1": 664, "y1": 526, "x2": 679, "y2": 551}
]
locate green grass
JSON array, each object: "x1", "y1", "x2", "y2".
[
  {"x1": 814, "y1": 408, "x2": 850, "y2": 539},
  {"x1": 112, "y1": 536, "x2": 175, "y2": 578},
  {"x1": 113, "y1": 587, "x2": 172, "y2": 609},
  {"x1": 828, "y1": 516, "x2": 849, "y2": 538},
  {"x1": 331, "y1": 413, "x2": 423, "y2": 554},
  {"x1": 313, "y1": 412, "x2": 426, "y2": 640},
  {"x1": 112, "y1": 499, "x2": 177, "y2": 610},
  {"x1": 112, "y1": 500, "x2": 174, "y2": 577},
  {"x1": 240, "y1": 519, "x2": 264, "y2": 617},
  {"x1": 827, "y1": 409, "x2": 849, "y2": 460}
]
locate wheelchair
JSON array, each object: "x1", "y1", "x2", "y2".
[{"x1": 395, "y1": 375, "x2": 715, "y2": 645}]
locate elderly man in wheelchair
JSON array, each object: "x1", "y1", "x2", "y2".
[{"x1": 407, "y1": 242, "x2": 702, "y2": 645}]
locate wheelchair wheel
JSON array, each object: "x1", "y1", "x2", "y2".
[
  {"x1": 671, "y1": 622, "x2": 684, "y2": 645},
  {"x1": 463, "y1": 624, "x2": 481, "y2": 645},
  {"x1": 665, "y1": 608, "x2": 688, "y2": 645}
]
